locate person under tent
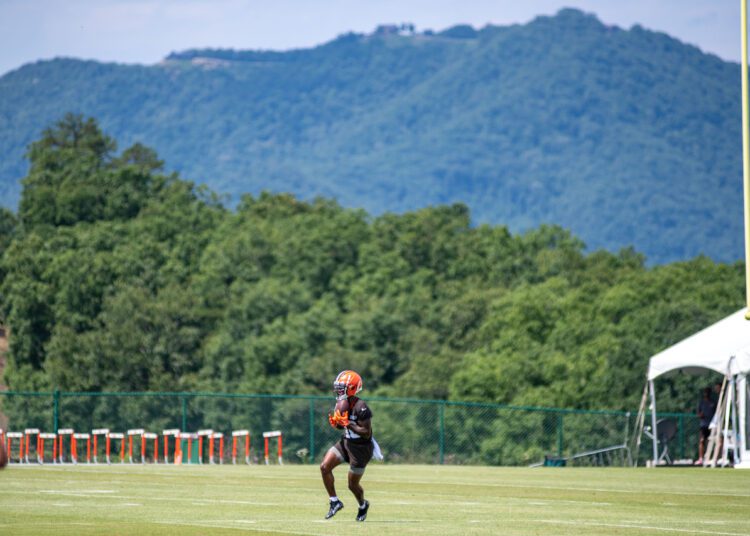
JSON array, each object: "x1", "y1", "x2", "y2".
[{"x1": 696, "y1": 387, "x2": 717, "y2": 465}]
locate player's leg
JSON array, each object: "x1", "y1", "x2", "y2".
[
  {"x1": 348, "y1": 469, "x2": 365, "y2": 503},
  {"x1": 697, "y1": 427, "x2": 707, "y2": 464},
  {"x1": 320, "y1": 447, "x2": 343, "y2": 496},
  {"x1": 348, "y1": 469, "x2": 370, "y2": 522},
  {"x1": 321, "y1": 445, "x2": 345, "y2": 518},
  {"x1": 344, "y1": 439, "x2": 373, "y2": 521}
]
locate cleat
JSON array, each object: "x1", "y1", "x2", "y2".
[
  {"x1": 356, "y1": 500, "x2": 369, "y2": 522},
  {"x1": 325, "y1": 499, "x2": 344, "y2": 519}
]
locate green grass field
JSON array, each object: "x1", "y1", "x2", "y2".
[{"x1": 1, "y1": 463, "x2": 749, "y2": 535}]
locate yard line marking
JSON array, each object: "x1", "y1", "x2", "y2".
[
  {"x1": 312, "y1": 519, "x2": 421, "y2": 525},
  {"x1": 371, "y1": 488, "x2": 614, "y2": 506},
  {"x1": 153, "y1": 520, "x2": 322, "y2": 535},
  {"x1": 27, "y1": 490, "x2": 280, "y2": 506},
  {"x1": 556, "y1": 499, "x2": 612, "y2": 506},
  {"x1": 148, "y1": 497, "x2": 281, "y2": 506},
  {"x1": 37, "y1": 488, "x2": 116, "y2": 494},
  {"x1": 0, "y1": 522, "x2": 95, "y2": 527},
  {"x1": 40, "y1": 491, "x2": 114, "y2": 497},
  {"x1": 536, "y1": 519, "x2": 748, "y2": 535},
  {"x1": 375, "y1": 478, "x2": 750, "y2": 499},
  {"x1": 202, "y1": 520, "x2": 256, "y2": 524}
]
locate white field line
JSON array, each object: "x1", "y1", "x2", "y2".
[
  {"x1": 373, "y1": 478, "x2": 750, "y2": 499},
  {"x1": 8, "y1": 477, "x2": 310, "y2": 493},
  {"x1": 39, "y1": 490, "x2": 116, "y2": 497},
  {"x1": 152, "y1": 520, "x2": 324, "y2": 535},
  {"x1": 0, "y1": 522, "x2": 96, "y2": 527},
  {"x1": 40, "y1": 489, "x2": 116, "y2": 494},
  {"x1": 11, "y1": 489, "x2": 664, "y2": 514},
  {"x1": 7, "y1": 473, "x2": 325, "y2": 493},
  {"x1": 539, "y1": 499, "x2": 613, "y2": 506},
  {"x1": 6, "y1": 465, "x2": 252, "y2": 478},
  {"x1": 17, "y1": 467, "x2": 750, "y2": 500},
  {"x1": 535, "y1": 519, "x2": 748, "y2": 536},
  {"x1": 202, "y1": 520, "x2": 256, "y2": 524},
  {"x1": 181, "y1": 499, "x2": 280, "y2": 506},
  {"x1": 309, "y1": 519, "x2": 422, "y2": 525},
  {"x1": 10, "y1": 488, "x2": 750, "y2": 506},
  {"x1": 366, "y1": 487, "x2": 614, "y2": 506},
  {"x1": 10, "y1": 502, "x2": 143, "y2": 509},
  {"x1": 375, "y1": 497, "x2": 611, "y2": 508},
  {"x1": 19, "y1": 490, "x2": 281, "y2": 506},
  {"x1": 43, "y1": 501, "x2": 137, "y2": 508}
]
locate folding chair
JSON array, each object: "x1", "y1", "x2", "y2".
[{"x1": 643, "y1": 418, "x2": 677, "y2": 465}]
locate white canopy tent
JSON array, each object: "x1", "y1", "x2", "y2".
[{"x1": 646, "y1": 309, "x2": 750, "y2": 468}]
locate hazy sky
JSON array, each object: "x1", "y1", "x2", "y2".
[{"x1": 0, "y1": 0, "x2": 740, "y2": 76}]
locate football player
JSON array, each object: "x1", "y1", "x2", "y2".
[{"x1": 321, "y1": 370, "x2": 373, "y2": 522}]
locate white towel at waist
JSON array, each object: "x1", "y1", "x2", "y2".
[{"x1": 372, "y1": 437, "x2": 384, "y2": 461}]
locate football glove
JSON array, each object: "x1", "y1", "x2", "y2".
[
  {"x1": 328, "y1": 409, "x2": 349, "y2": 428},
  {"x1": 336, "y1": 410, "x2": 349, "y2": 427},
  {"x1": 328, "y1": 412, "x2": 338, "y2": 428}
]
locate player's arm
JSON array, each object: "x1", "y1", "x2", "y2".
[{"x1": 347, "y1": 417, "x2": 371, "y2": 439}]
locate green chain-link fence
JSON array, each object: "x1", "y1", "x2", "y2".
[{"x1": 0, "y1": 391, "x2": 698, "y2": 466}]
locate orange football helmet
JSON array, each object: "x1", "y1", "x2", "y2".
[{"x1": 333, "y1": 370, "x2": 363, "y2": 400}]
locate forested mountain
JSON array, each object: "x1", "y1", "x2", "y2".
[
  {"x1": 0, "y1": 116, "x2": 743, "y2": 417},
  {"x1": 0, "y1": 8, "x2": 742, "y2": 263}
]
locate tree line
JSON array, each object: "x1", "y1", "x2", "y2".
[{"x1": 0, "y1": 115, "x2": 742, "y2": 416}]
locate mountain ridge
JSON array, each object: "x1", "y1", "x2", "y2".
[{"x1": 0, "y1": 8, "x2": 742, "y2": 264}]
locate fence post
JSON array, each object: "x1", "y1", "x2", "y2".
[
  {"x1": 678, "y1": 414, "x2": 685, "y2": 459},
  {"x1": 309, "y1": 398, "x2": 315, "y2": 464},
  {"x1": 439, "y1": 401, "x2": 445, "y2": 465},
  {"x1": 557, "y1": 413, "x2": 564, "y2": 457},
  {"x1": 53, "y1": 390, "x2": 60, "y2": 433},
  {"x1": 181, "y1": 395, "x2": 188, "y2": 432}
]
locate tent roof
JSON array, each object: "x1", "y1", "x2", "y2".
[{"x1": 648, "y1": 309, "x2": 750, "y2": 380}]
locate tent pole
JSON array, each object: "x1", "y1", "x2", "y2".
[
  {"x1": 721, "y1": 377, "x2": 734, "y2": 466},
  {"x1": 708, "y1": 376, "x2": 729, "y2": 467},
  {"x1": 649, "y1": 380, "x2": 658, "y2": 466},
  {"x1": 633, "y1": 381, "x2": 649, "y2": 467},
  {"x1": 740, "y1": 374, "x2": 748, "y2": 462},
  {"x1": 742, "y1": 0, "x2": 750, "y2": 318},
  {"x1": 730, "y1": 375, "x2": 740, "y2": 464}
]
